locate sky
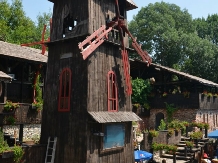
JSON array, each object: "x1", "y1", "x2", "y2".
[{"x1": 19, "y1": 0, "x2": 218, "y2": 23}]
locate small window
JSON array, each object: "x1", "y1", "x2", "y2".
[
  {"x1": 107, "y1": 71, "x2": 118, "y2": 112},
  {"x1": 103, "y1": 124, "x2": 125, "y2": 149},
  {"x1": 58, "y1": 68, "x2": 72, "y2": 112}
]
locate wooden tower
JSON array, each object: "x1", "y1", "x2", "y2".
[{"x1": 41, "y1": 0, "x2": 151, "y2": 162}]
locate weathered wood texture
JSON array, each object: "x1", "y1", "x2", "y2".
[
  {"x1": 87, "y1": 43, "x2": 131, "y2": 112},
  {"x1": 22, "y1": 145, "x2": 46, "y2": 163},
  {"x1": 50, "y1": 0, "x2": 129, "y2": 47},
  {"x1": 0, "y1": 55, "x2": 46, "y2": 103},
  {"x1": 149, "y1": 93, "x2": 199, "y2": 109},
  {"x1": 199, "y1": 94, "x2": 218, "y2": 110},
  {"x1": 51, "y1": 0, "x2": 89, "y2": 40},
  {"x1": 0, "y1": 104, "x2": 41, "y2": 125},
  {"x1": 41, "y1": 40, "x2": 89, "y2": 163},
  {"x1": 148, "y1": 93, "x2": 218, "y2": 110},
  {"x1": 41, "y1": 39, "x2": 133, "y2": 162},
  {"x1": 0, "y1": 145, "x2": 46, "y2": 163}
]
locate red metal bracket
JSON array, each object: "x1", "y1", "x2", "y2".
[
  {"x1": 78, "y1": 25, "x2": 112, "y2": 60},
  {"x1": 122, "y1": 50, "x2": 132, "y2": 95}
]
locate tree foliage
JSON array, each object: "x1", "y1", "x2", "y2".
[
  {"x1": 131, "y1": 78, "x2": 152, "y2": 106},
  {"x1": 0, "y1": 0, "x2": 52, "y2": 48},
  {"x1": 128, "y1": 2, "x2": 218, "y2": 82}
]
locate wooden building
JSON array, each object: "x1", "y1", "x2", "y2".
[
  {"x1": 0, "y1": 41, "x2": 47, "y2": 103},
  {"x1": 0, "y1": 41, "x2": 47, "y2": 143},
  {"x1": 130, "y1": 59, "x2": 218, "y2": 131},
  {"x1": 40, "y1": 0, "x2": 142, "y2": 163}
]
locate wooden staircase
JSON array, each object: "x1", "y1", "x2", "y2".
[{"x1": 160, "y1": 136, "x2": 209, "y2": 163}]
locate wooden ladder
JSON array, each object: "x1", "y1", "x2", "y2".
[{"x1": 45, "y1": 137, "x2": 57, "y2": 163}]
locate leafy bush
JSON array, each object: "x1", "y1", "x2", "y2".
[
  {"x1": 4, "y1": 115, "x2": 15, "y2": 125},
  {"x1": 166, "y1": 144, "x2": 177, "y2": 153},
  {"x1": 132, "y1": 78, "x2": 152, "y2": 106},
  {"x1": 152, "y1": 142, "x2": 166, "y2": 151},
  {"x1": 168, "y1": 119, "x2": 183, "y2": 131},
  {"x1": 190, "y1": 131, "x2": 203, "y2": 139},
  {"x1": 13, "y1": 145, "x2": 24, "y2": 163},
  {"x1": 167, "y1": 128, "x2": 174, "y2": 137},
  {"x1": 165, "y1": 103, "x2": 177, "y2": 122},
  {"x1": 0, "y1": 130, "x2": 10, "y2": 154},
  {"x1": 149, "y1": 130, "x2": 159, "y2": 138},
  {"x1": 152, "y1": 143, "x2": 177, "y2": 153},
  {"x1": 191, "y1": 121, "x2": 209, "y2": 129},
  {"x1": 185, "y1": 141, "x2": 194, "y2": 147},
  {"x1": 4, "y1": 100, "x2": 19, "y2": 112},
  {"x1": 158, "y1": 119, "x2": 166, "y2": 131}
]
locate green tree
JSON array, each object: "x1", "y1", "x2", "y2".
[
  {"x1": 128, "y1": 2, "x2": 218, "y2": 82},
  {"x1": 0, "y1": 0, "x2": 11, "y2": 41},
  {"x1": 180, "y1": 33, "x2": 218, "y2": 81},
  {"x1": 6, "y1": 0, "x2": 37, "y2": 44},
  {"x1": 131, "y1": 78, "x2": 152, "y2": 106},
  {"x1": 128, "y1": 2, "x2": 194, "y2": 67},
  {"x1": 0, "y1": 0, "x2": 52, "y2": 47},
  {"x1": 195, "y1": 14, "x2": 218, "y2": 45}
]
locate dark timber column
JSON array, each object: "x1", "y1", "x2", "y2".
[{"x1": 19, "y1": 124, "x2": 23, "y2": 143}]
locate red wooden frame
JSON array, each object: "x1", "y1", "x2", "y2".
[
  {"x1": 107, "y1": 71, "x2": 118, "y2": 112},
  {"x1": 58, "y1": 68, "x2": 72, "y2": 112}
]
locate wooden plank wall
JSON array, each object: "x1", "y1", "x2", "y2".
[
  {"x1": 41, "y1": 40, "x2": 89, "y2": 163},
  {"x1": 51, "y1": 0, "x2": 89, "y2": 41},
  {"x1": 87, "y1": 122, "x2": 134, "y2": 163},
  {"x1": 87, "y1": 43, "x2": 131, "y2": 112},
  {"x1": 0, "y1": 145, "x2": 46, "y2": 163},
  {"x1": 0, "y1": 104, "x2": 41, "y2": 125},
  {"x1": 42, "y1": 39, "x2": 133, "y2": 162},
  {"x1": 89, "y1": 0, "x2": 129, "y2": 47}
]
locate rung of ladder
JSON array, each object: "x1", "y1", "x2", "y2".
[{"x1": 45, "y1": 137, "x2": 57, "y2": 163}]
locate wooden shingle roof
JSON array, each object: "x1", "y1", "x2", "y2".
[
  {"x1": 152, "y1": 63, "x2": 218, "y2": 87},
  {"x1": 48, "y1": 0, "x2": 137, "y2": 11},
  {"x1": 126, "y1": 0, "x2": 138, "y2": 11},
  {"x1": 0, "y1": 41, "x2": 48, "y2": 63},
  {"x1": 0, "y1": 71, "x2": 12, "y2": 83},
  {"x1": 130, "y1": 59, "x2": 218, "y2": 88},
  {"x1": 88, "y1": 111, "x2": 142, "y2": 123}
]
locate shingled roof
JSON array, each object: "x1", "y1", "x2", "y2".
[
  {"x1": 126, "y1": 0, "x2": 138, "y2": 11},
  {"x1": 152, "y1": 63, "x2": 218, "y2": 87},
  {"x1": 0, "y1": 41, "x2": 47, "y2": 63},
  {"x1": 48, "y1": 0, "x2": 137, "y2": 11},
  {"x1": 130, "y1": 59, "x2": 218, "y2": 88},
  {"x1": 0, "y1": 71, "x2": 12, "y2": 83}
]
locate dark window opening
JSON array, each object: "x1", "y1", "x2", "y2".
[
  {"x1": 58, "y1": 68, "x2": 72, "y2": 112},
  {"x1": 108, "y1": 71, "x2": 118, "y2": 112},
  {"x1": 118, "y1": 0, "x2": 126, "y2": 18},
  {"x1": 63, "y1": 14, "x2": 78, "y2": 37}
]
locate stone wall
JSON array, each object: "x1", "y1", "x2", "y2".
[
  {"x1": 2, "y1": 124, "x2": 41, "y2": 140},
  {"x1": 142, "y1": 130, "x2": 181, "y2": 152},
  {"x1": 146, "y1": 108, "x2": 196, "y2": 129}
]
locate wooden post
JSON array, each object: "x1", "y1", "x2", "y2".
[
  {"x1": 205, "y1": 128, "x2": 208, "y2": 138},
  {"x1": 173, "y1": 153, "x2": 176, "y2": 163},
  {"x1": 195, "y1": 139, "x2": 199, "y2": 148},
  {"x1": 186, "y1": 126, "x2": 188, "y2": 137},
  {"x1": 184, "y1": 146, "x2": 187, "y2": 157},
  {"x1": 14, "y1": 130, "x2": 17, "y2": 145},
  {"x1": 4, "y1": 83, "x2": 7, "y2": 103},
  {"x1": 19, "y1": 124, "x2": 23, "y2": 143}
]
